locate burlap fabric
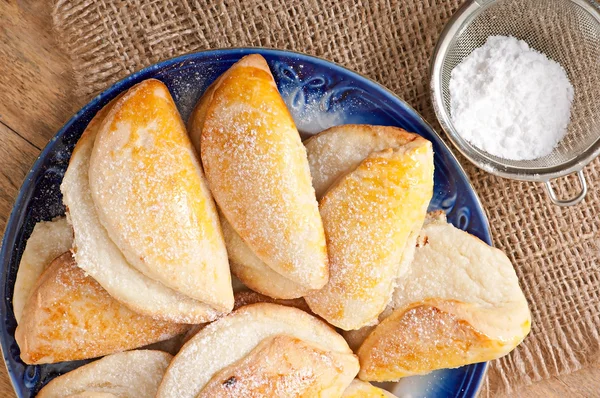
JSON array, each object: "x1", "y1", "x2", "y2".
[{"x1": 52, "y1": 0, "x2": 600, "y2": 395}]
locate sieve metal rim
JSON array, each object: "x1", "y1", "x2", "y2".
[{"x1": 430, "y1": 0, "x2": 600, "y2": 184}]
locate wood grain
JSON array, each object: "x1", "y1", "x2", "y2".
[
  {"x1": 0, "y1": 123, "x2": 39, "y2": 234},
  {"x1": 0, "y1": 0, "x2": 78, "y2": 149},
  {"x1": 0, "y1": 1, "x2": 599, "y2": 397}
]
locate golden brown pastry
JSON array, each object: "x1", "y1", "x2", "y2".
[
  {"x1": 305, "y1": 124, "x2": 429, "y2": 281},
  {"x1": 305, "y1": 135, "x2": 434, "y2": 330},
  {"x1": 15, "y1": 253, "x2": 187, "y2": 364},
  {"x1": 36, "y1": 350, "x2": 171, "y2": 398},
  {"x1": 157, "y1": 303, "x2": 359, "y2": 397},
  {"x1": 190, "y1": 54, "x2": 328, "y2": 298},
  {"x1": 304, "y1": 124, "x2": 420, "y2": 200},
  {"x1": 353, "y1": 214, "x2": 531, "y2": 381},
  {"x1": 88, "y1": 79, "x2": 232, "y2": 312},
  {"x1": 341, "y1": 380, "x2": 395, "y2": 397},
  {"x1": 13, "y1": 217, "x2": 72, "y2": 324},
  {"x1": 212, "y1": 124, "x2": 427, "y2": 300},
  {"x1": 61, "y1": 85, "x2": 224, "y2": 323}
]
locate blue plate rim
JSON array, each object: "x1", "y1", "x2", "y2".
[{"x1": 0, "y1": 47, "x2": 490, "y2": 397}]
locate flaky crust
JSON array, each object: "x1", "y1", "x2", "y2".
[
  {"x1": 195, "y1": 54, "x2": 328, "y2": 291},
  {"x1": 89, "y1": 79, "x2": 232, "y2": 311},
  {"x1": 15, "y1": 254, "x2": 187, "y2": 364},
  {"x1": 305, "y1": 140, "x2": 434, "y2": 330},
  {"x1": 37, "y1": 350, "x2": 172, "y2": 398},
  {"x1": 157, "y1": 303, "x2": 358, "y2": 397}
]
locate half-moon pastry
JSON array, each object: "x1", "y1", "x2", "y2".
[
  {"x1": 88, "y1": 79, "x2": 232, "y2": 312},
  {"x1": 157, "y1": 303, "x2": 359, "y2": 397},
  {"x1": 62, "y1": 86, "x2": 224, "y2": 323},
  {"x1": 191, "y1": 54, "x2": 328, "y2": 297}
]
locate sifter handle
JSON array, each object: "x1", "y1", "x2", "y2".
[{"x1": 544, "y1": 170, "x2": 588, "y2": 207}]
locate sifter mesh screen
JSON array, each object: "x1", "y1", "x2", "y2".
[{"x1": 439, "y1": 0, "x2": 600, "y2": 171}]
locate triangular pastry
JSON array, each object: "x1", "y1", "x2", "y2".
[{"x1": 15, "y1": 254, "x2": 187, "y2": 364}]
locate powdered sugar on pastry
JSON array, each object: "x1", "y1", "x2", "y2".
[
  {"x1": 220, "y1": 216, "x2": 311, "y2": 299},
  {"x1": 353, "y1": 218, "x2": 531, "y2": 381},
  {"x1": 304, "y1": 124, "x2": 418, "y2": 200},
  {"x1": 61, "y1": 98, "x2": 221, "y2": 324},
  {"x1": 37, "y1": 350, "x2": 172, "y2": 398},
  {"x1": 198, "y1": 335, "x2": 355, "y2": 397},
  {"x1": 196, "y1": 55, "x2": 328, "y2": 291},
  {"x1": 305, "y1": 140, "x2": 434, "y2": 330},
  {"x1": 15, "y1": 254, "x2": 187, "y2": 364},
  {"x1": 157, "y1": 303, "x2": 358, "y2": 397},
  {"x1": 89, "y1": 80, "x2": 233, "y2": 312}
]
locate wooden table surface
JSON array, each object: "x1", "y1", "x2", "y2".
[{"x1": 1, "y1": 1, "x2": 599, "y2": 397}]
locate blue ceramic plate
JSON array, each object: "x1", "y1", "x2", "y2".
[{"x1": 0, "y1": 48, "x2": 490, "y2": 397}]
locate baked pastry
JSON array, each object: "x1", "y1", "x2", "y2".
[
  {"x1": 13, "y1": 217, "x2": 72, "y2": 323},
  {"x1": 220, "y1": 217, "x2": 311, "y2": 298},
  {"x1": 61, "y1": 86, "x2": 224, "y2": 323},
  {"x1": 157, "y1": 303, "x2": 359, "y2": 397},
  {"x1": 305, "y1": 124, "x2": 429, "y2": 279},
  {"x1": 190, "y1": 54, "x2": 328, "y2": 298},
  {"x1": 342, "y1": 212, "x2": 447, "y2": 352},
  {"x1": 212, "y1": 124, "x2": 427, "y2": 300},
  {"x1": 182, "y1": 290, "x2": 314, "y2": 346},
  {"x1": 15, "y1": 253, "x2": 187, "y2": 364},
  {"x1": 305, "y1": 128, "x2": 434, "y2": 330},
  {"x1": 341, "y1": 380, "x2": 395, "y2": 397},
  {"x1": 353, "y1": 213, "x2": 531, "y2": 381},
  {"x1": 88, "y1": 79, "x2": 232, "y2": 312},
  {"x1": 304, "y1": 124, "x2": 420, "y2": 200},
  {"x1": 36, "y1": 350, "x2": 171, "y2": 397}
]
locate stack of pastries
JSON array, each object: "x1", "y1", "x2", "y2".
[{"x1": 13, "y1": 54, "x2": 531, "y2": 397}]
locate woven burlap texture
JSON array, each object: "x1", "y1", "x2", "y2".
[{"x1": 52, "y1": 0, "x2": 600, "y2": 395}]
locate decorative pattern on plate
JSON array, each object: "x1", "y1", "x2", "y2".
[{"x1": 0, "y1": 49, "x2": 490, "y2": 398}]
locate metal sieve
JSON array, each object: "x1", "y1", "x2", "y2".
[{"x1": 430, "y1": 0, "x2": 600, "y2": 206}]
